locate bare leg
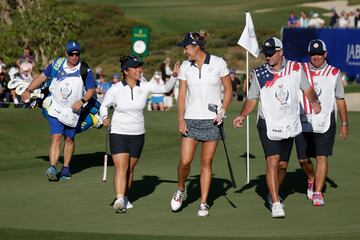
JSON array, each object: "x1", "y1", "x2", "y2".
[
  {"x1": 152, "y1": 103, "x2": 158, "y2": 111},
  {"x1": 177, "y1": 138, "x2": 198, "y2": 191},
  {"x1": 200, "y1": 141, "x2": 218, "y2": 204},
  {"x1": 113, "y1": 153, "x2": 130, "y2": 198},
  {"x1": 299, "y1": 158, "x2": 315, "y2": 182},
  {"x1": 125, "y1": 157, "x2": 140, "y2": 195},
  {"x1": 63, "y1": 136, "x2": 74, "y2": 167},
  {"x1": 49, "y1": 134, "x2": 62, "y2": 166},
  {"x1": 158, "y1": 103, "x2": 164, "y2": 111},
  {"x1": 266, "y1": 155, "x2": 281, "y2": 203},
  {"x1": 278, "y1": 161, "x2": 288, "y2": 190},
  {"x1": 315, "y1": 156, "x2": 328, "y2": 192}
]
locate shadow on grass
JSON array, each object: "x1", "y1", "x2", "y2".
[
  {"x1": 37, "y1": 151, "x2": 113, "y2": 175},
  {"x1": 173, "y1": 174, "x2": 235, "y2": 212},
  {"x1": 110, "y1": 174, "x2": 235, "y2": 209},
  {"x1": 235, "y1": 168, "x2": 338, "y2": 209},
  {"x1": 130, "y1": 175, "x2": 177, "y2": 203}
]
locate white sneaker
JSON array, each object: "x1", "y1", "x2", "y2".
[
  {"x1": 267, "y1": 193, "x2": 283, "y2": 209},
  {"x1": 197, "y1": 203, "x2": 209, "y2": 217},
  {"x1": 171, "y1": 188, "x2": 186, "y2": 211},
  {"x1": 271, "y1": 202, "x2": 285, "y2": 218},
  {"x1": 113, "y1": 198, "x2": 126, "y2": 213},
  {"x1": 124, "y1": 196, "x2": 133, "y2": 209}
]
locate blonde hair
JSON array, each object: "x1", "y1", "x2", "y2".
[{"x1": 191, "y1": 31, "x2": 209, "y2": 50}]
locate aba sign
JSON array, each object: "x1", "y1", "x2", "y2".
[{"x1": 346, "y1": 44, "x2": 360, "y2": 66}]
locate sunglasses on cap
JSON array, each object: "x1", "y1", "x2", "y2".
[{"x1": 67, "y1": 52, "x2": 80, "y2": 57}]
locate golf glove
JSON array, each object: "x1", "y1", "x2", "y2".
[{"x1": 214, "y1": 108, "x2": 226, "y2": 125}]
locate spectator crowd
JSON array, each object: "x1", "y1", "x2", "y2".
[
  {"x1": 1, "y1": 49, "x2": 246, "y2": 109},
  {"x1": 287, "y1": 8, "x2": 360, "y2": 28}
]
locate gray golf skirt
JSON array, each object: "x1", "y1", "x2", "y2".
[{"x1": 183, "y1": 119, "x2": 223, "y2": 141}]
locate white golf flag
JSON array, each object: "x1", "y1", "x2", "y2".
[{"x1": 237, "y1": 12, "x2": 259, "y2": 58}]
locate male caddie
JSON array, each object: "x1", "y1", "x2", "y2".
[
  {"x1": 295, "y1": 39, "x2": 348, "y2": 206},
  {"x1": 233, "y1": 37, "x2": 321, "y2": 218},
  {"x1": 21, "y1": 40, "x2": 95, "y2": 181}
]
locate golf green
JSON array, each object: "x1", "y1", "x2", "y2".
[{"x1": 1, "y1": 103, "x2": 359, "y2": 239}]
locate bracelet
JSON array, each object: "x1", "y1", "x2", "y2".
[
  {"x1": 25, "y1": 88, "x2": 33, "y2": 93},
  {"x1": 81, "y1": 98, "x2": 87, "y2": 104},
  {"x1": 342, "y1": 122, "x2": 348, "y2": 127}
]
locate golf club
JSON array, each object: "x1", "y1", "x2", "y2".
[
  {"x1": 208, "y1": 103, "x2": 236, "y2": 188},
  {"x1": 102, "y1": 124, "x2": 110, "y2": 182}
]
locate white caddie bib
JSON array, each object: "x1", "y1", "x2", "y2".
[
  {"x1": 47, "y1": 62, "x2": 84, "y2": 127},
  {"x1": 256, "y1": 61, "x2": 302, "y2": 140},
  {"x1": 300, "y1": 63, "x2": 339, "y2": 133}
]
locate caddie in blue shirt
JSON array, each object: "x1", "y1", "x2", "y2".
[{"x1": 21, "y1": 40, "x2": 96, "y2": 181}]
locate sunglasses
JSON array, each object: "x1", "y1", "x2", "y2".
[
  {"x1": 264, "y1": 51, "x2": 277, "y2": 57},
  {"x1": 67, "y1": 52, "x2": 80, "y2": 57},
  {"x1": 310, "y1": 52, "x2": 325, "y2": 56}
]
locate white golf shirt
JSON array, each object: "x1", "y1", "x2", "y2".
[
  {"x1": 100, "y1": 77, "x2": 177, "y2": 135},
  {"x1": 178, "y1": 53, "x2": 229, "y2": 119}
]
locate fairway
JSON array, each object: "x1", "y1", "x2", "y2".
[
  {"x1": 0, "y1": 102, "x2": 359, "y2": 239},
  {"x1": 80, "y1": 0, "x2": 327, "y2": 34}
]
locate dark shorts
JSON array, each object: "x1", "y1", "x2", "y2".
[
  {"x1": 183, "y1": 119, "x2": 222, "y2": 141},
  {"x1": 257, "y1": 118, "x2": 294, "y2": 162},
  {"x1": 47, "y1": 115, "x2": 76, "y2": 139},
  {"x1": 295, "y1": 112, "x2": 336, "y2": 159},
  {"x1": 109, "y1": 133, "x2": 145, "y2": 158}
]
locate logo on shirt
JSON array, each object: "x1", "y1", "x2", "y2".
[
  {"x1": 275, "y1": 84, "x2": 289, "y2": 105},
  {"x1": 60, "y1": 82, "x2": 72, "y2": 99},
  {"x1": 314, "y1": 82, "x2": 322, "y2": 97}
]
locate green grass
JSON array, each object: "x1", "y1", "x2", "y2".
[
  {"x1": 0, "y1": 102, "x2": 360, "y2": 239},
  {"x1": 74, "y1": 0, "x2": 360, "y2": 87},
  {"x1": 345, "y1": 83, "x2": 360, "y2": 93},
  {"x1": 80, "y1": 0, "x2": 324, "y2": 35}
]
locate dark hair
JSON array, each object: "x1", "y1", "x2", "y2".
[
  {"x1": 191, "y1": 31, "x2": 209, "y2": 50},
  {"x1": 119, "y1": 55, "x2": 132, "y2": 80}
]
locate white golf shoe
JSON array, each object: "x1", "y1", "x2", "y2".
[
  {"x1": 197, "y1": 203, "x2": 209, "y2": 217},
  {"x1": 113, "y1": 198, "x2": 126, "y2": 213},
  {"x1": 124, "y1": 196, "x2": 133, "y2": 209},
  {"x1": 267, "y1": 193, "x2": 283, "y2": 209},
  {"x1": 171, "y1": 188, "x2": 186, "y2": 211},
  {"x1": 271, "y1": 202, "x2": 285, "y2": 218}
]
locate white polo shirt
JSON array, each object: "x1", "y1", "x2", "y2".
[
  {"x1": 100, "y1": 77, "x2": 177, "y2": 135},
  {"x1": 178, "y1": 53, "x2": 229, "y2": 119}
]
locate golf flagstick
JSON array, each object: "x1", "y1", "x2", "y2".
[
  {"x1": 237, "y1": 12, "x2": 260, "y2": 183},
  {"x1": 208, "y1": 104, "x2": 236, "y2": 188}
]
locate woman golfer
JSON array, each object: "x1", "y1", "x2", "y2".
[
  {"x1": 100, "y1": 55, "x2": 179, "y2": 213},
  {"x1": 170, "y1": 31, "x2": 232, "y2": 217}
]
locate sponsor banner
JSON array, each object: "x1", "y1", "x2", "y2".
[{"x1": 282, "y1": 27, "x2": 360, "y2": 77}]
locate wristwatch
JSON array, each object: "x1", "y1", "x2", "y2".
[
  {"x1": 342, "y1": 121, "x2": 349, "y2": 127},
  {"x1": 81, "y1": 98, "x2": 87, "y2": 104}
]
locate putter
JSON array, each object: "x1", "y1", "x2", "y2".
[
  {"x1": 102, "y1": 125, "x2": 110, "y2": 182},
  {"x1": 208, "y1": 103, "x2": 237, "y2": 188}
]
